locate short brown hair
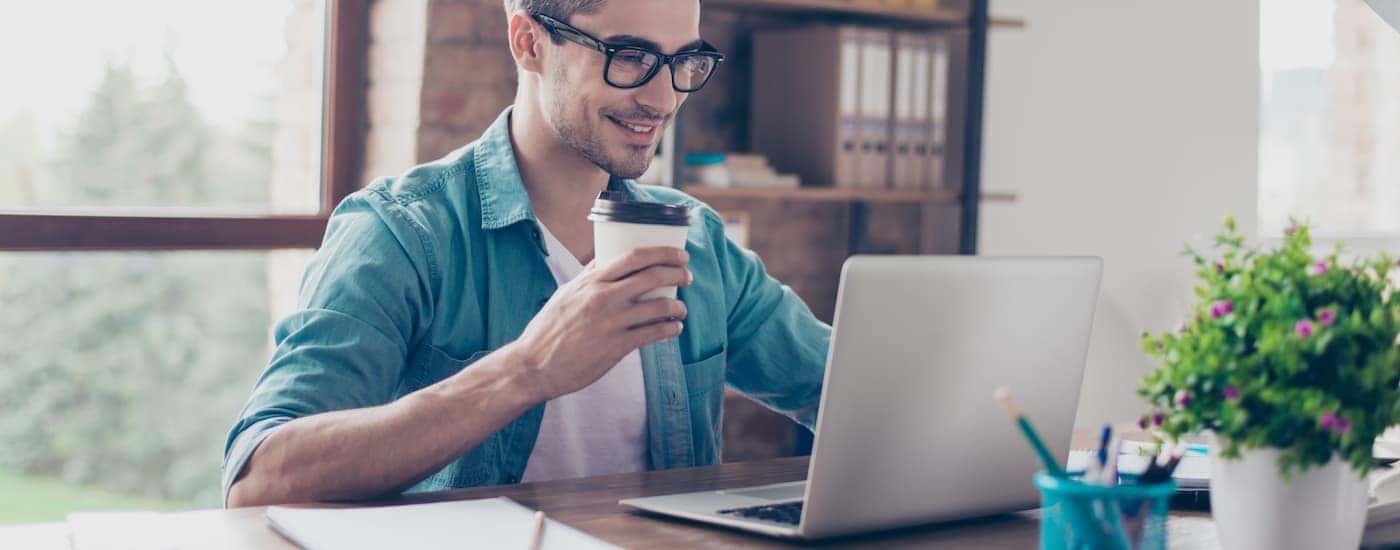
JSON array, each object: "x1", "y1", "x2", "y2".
[{"x1": 503, "y1": 0, "x2": 606, "y2": 20}]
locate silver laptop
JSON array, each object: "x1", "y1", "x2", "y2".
[{"x1": 620, "y1": 256, "x2": 1103, "y2": 539}]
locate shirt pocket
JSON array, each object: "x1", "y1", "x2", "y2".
[
  {"x1": 403, "y1": 344, "x2": 494, "y2": 393},
  {"x1": 682, "y1": 344, "x2": 726, "y2": 397},
  {"x1": 683, "y1": 345, "x2": 726, "y2": 460}
]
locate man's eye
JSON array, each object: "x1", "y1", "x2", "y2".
[
  {"x1": 679, "y1": 55, "x2": 713, "y2": 72},
  {"x1": 615, "y1": 50, "x2": 653, "y2": 66}
]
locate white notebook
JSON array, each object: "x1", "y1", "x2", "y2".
[
  {"x1": 1066, "y1": 443, "x2": 1210, "y2": 490},
  {"x1": 265, "y1": 497, "x2": 615, "y2": 550}
]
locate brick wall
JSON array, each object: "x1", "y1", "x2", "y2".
[
  {"x1": 358, "y1": 0, "x2": 518, "y2": 180},
  {"x1": 418, "y1": 0, "x2": 518, "y2": 161},
  {"x1": 363, "y1": 0, "x2": 429, "y2": 184}
]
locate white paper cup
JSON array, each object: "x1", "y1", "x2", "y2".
[{"x1": 588, "y1": 192, "x2": 691, "y2": 301}]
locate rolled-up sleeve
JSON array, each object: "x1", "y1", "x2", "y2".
[
  {"x1": 704, "y1": 206, "x2": 831, "y2": 430},
  {"x1": 221, "y1": 191, "x2": 432, "y2": 504}
]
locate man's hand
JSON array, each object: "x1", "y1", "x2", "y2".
[{"x1": 508, "y1": 246, "x2": 691, "y2": 403}]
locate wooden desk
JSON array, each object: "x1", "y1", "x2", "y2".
[{"x1": 2, "y1": 455, "x2": 1219, "y2": 549}]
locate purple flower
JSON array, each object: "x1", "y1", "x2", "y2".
[
  {"x1": 1138, "y1": 415, "x2": 1150, "y2": 430},
  {"x1": 1175, "y1": 389, "x2": 1192, "y2": 407},
  {"x1": 1320, "y1": 412, "x2": 1352, "y2": 435},
  {"x1": 1308, "y1": 261, "x2": 1329, "y2": 276},
  {"x1": 1152, "y1": 412, "x2": 1164, "y2": 427},
  {"x1": 1214, "y1": 262, "x2": 1226, "y2": 274},
  {"x1": 1295, "y1": 319, "x2": 1315, "y2": 339},
  {"x1": 1209, "y1": 300, "x2": 1234, "y2": 319},
  {"x1": 1285, "y1": 225, "x2": 1298, "y2": 237},
  {"x1": 1223, "y1": 386, "x2": 1241, "y2": 401},
  {"x1": 1317, "y1": 308, "x2": 1337, "y2": 327}
]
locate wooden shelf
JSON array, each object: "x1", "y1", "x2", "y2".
[
  {"x1": 980, "y1": 190, "x2": 1017, "y2": 203},
  {"x1": 989, "y1": 16, "x2": 1024, "y2": 28},
  {"x1": 682, "y1": 185, "x2": 1016, "y2": 204},
  {"x1": 704, "y1": 0, "x2": 1025, "y2": 28}
]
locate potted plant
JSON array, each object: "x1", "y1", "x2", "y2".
[{"x1": 1138, "y1": 216, "x2": 1400, "y2": 550}]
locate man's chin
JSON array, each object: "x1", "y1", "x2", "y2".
[{"x1": 598, "y1": 149, "x2": 655, "y2": 180}]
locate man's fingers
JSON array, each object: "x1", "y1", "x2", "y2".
[
  {"x1": 622, "y1": 320, "x2": 684, "y2": 350},
  {"x1": 620, "y1": 298, "x2": 687, "y2": 330},
  {"x1": 603, "y1": 265, "x2": 691, "y2": 302},
  {"x1": 595, "y1": 247, "x2": 689, "y2": 283}
]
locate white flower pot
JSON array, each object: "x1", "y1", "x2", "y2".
[{"x1": 1210, "y1": 447, "x2": 1369, "y2": 550}]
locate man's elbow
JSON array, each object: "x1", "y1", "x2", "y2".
[{"x1": 226, "y1": 474, "x2": 273, "y2": 508}]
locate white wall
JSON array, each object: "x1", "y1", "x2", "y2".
[{"x1": 980, "y1": 0, "x2": 1261, "y2": 426}]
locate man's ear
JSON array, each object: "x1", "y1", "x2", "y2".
[{"x1": 507, "y1": 11, "x2": 545, "y2": 75}]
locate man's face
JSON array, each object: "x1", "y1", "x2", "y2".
[{"x1": 536, "y1": 0, "x2": 703, "y2": 179}]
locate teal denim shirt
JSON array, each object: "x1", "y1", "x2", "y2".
[{"x1": 221, "y1": 107, "x2": 831, "y2": 502}]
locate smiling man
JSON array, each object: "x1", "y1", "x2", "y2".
[{"x1": 222, "y1": 0, "x2": 831, "y2": 507}]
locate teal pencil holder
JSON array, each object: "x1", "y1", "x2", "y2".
[{"x1": 1033, "y1": 472, "x2": 1176, "y2": 550}]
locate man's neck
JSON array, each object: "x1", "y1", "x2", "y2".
[{"x1": 509, "y1": 104, "x2": 609, "y2": 262}]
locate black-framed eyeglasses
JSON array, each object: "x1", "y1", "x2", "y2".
[{"x1": 532, "y1": 13, "x2": 725, "y2": 93}]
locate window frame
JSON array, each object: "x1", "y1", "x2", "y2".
[{"x1": 0, "y1": 0, "x2": 368, "y2": 252}]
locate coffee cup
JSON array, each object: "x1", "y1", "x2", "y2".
[{"x1": 588, "y1": 191, "x2": 692, "y2": 300}]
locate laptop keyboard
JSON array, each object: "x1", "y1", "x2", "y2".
[{"x1": 717, "y1": 501, "x2": 804, "y2": 525}]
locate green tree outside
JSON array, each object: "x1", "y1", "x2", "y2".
[{"x1": 0, "y1": 56, "x2": 277, "y2": 521}]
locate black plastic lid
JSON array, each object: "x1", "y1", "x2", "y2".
[{"x1": 587, "y1": 191, "x2": 691, "y2": 226}]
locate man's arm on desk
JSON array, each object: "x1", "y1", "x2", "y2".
[
  {"x1": 224, "y1": 196, "x2": 690, "y2": 507},
  {"x1": 226, "y1": 344, "x2": 542, "y2": 507},
  {"x1": 228, "y1": 251, "x2": 690, "y2": 507}
]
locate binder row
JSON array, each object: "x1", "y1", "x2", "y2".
[{"x1": 751, "y1": 26, "x2": 953, "y2": 191}]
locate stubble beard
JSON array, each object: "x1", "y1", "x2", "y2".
[{"x1": 548, "y1": 71, "x2": 661, "y2": 179}]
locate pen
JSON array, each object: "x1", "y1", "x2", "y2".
[
  {"x1": 527, "y1": 511, "x2": 546, "y2": 550},
  {"x1": 994, "y1": 387, "x2": 1067, "y2": 477},
  {"x1": 1139, "y1": 446, "x2": 1186, "y2": 485},
  {"x1": 1101, "y1": 436, "x2": 1121, "y2": 485},
  {"x1": 1096, "y1": 425, "x2": 1112, "y2": 469}
]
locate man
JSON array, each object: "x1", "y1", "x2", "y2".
[{"x1": 223, "y1": 0, "x2": 830, "y2": 507}]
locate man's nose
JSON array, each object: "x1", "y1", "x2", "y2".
[{"x1": 633, "y1": 65, "x2": 683, "y2": 116}]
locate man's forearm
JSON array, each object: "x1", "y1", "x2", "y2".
[{"x1": 226, "y1": 344, "x2": 542, "y2": 507}]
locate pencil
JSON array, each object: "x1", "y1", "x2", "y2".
[
  {"x1": 527, "y1": 511, "x2": 546, "y2": 550},
  {"x1": 994, "y1": 387, "x2": 1067, "y2": 477}
]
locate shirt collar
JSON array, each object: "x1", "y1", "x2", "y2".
[{"x1": 473, "y1": 106, "x2": 639, "y2": 231}]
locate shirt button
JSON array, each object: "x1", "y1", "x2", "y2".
[{"x1": 506, "y1": 474, "x2": 519, "y2": 484}]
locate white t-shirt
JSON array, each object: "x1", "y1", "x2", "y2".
[{"x1": 520, "y1": 222, "x2": 649, "y2": 482}]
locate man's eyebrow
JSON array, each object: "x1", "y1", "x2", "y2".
[{"x1": 602, "y1": 34, "x2": 708, "y2": 54}]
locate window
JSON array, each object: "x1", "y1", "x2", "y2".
[
  {"x1": 0, "y1": 0, "x2": 365, "y2": 250},
  {"x1": 0, "y1": 0, "x2": 366, "y2": 522},
  {"x1": 0, "y1": 250, "x2": 313, "y2": 519},
  {"x1": 1259, "y1": 0, "x2": 1400, "y2": 248},
  {"x1": 0, "y1": 2, "x2": 324, "y2": 214}
]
